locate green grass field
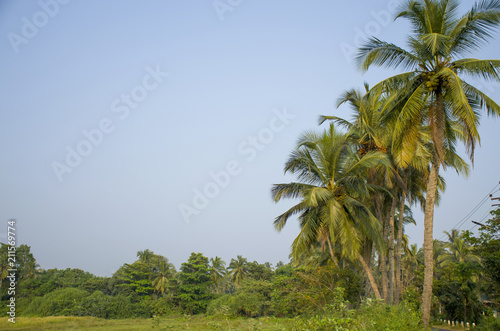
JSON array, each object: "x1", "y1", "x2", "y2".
[
  {"x1": 0, "y1": 316, "x2": 298, "y2": 331},
  {"x1": 0, "y1": 316, "x2": 472, "y2": 331}
]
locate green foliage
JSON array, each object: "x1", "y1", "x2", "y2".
[
  {"x1": 148, "y1": 296, "x2": 180, "y2": 317},
  {"x1": 466, "y1": 207, "x2": 500, "y2": 309},
  {"x1": 435, "y1": 261, "x2": 483, "y2": 324},
  {"x1": 114, "y1": 261, "x2": 155, "y2": 296},
  {"x1": 286, "y1": 289, "x2": 421, "y2": 330},
  {"x1": 0, "y1": 244, "x2": 39, "y2": 299},
  {"x1": 290, "y1": 287, "x2": 356, "y2": 330},
  {"x1": 246, "y1": 261, "x2": 273, "y2": 282},
  {"x1": 19, "y1": 268, "x2": 96, "y2": 298},
  {"x1": 401, "y1": 285, "x2": 421, "y2": 312},
  {"x1": 207, "y1": 278, "x2": 273, "y2": 318},
  {"x1": 23, "y1": 287, "x2": 89, "y2": 317},
  {"x1": 475, "y1": 314, "x2": 500, "y2": 330},
  {"x1": 355, "y1": 299, "x2": 422, "y2": 331},
  {"x1": 79, "y1": 276, "x2": 112, "y2": 295},
  {"x1": 178, "y1": 252, "x2": 213, "y2": 314},
  {"x1": 271, "y1": 264, "x2": 362, "y2": 317},
  {"x1": 21, "y1": 288, "x2": 150, "y2": 319}
]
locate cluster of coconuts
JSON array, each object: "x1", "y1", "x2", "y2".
[
  {"x1": 358, "y1": 141, "x2": 387, "y2": 157},
  {"x1": 422, "y1": 71, "x2": 452, "y2": 91}
]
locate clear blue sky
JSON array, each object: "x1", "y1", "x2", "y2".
[{"x1": 1, "y1": 0, "x2": 499, "y2": 276}]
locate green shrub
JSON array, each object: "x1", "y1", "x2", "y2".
[
  {"x1": 206, "y1": 295, "x2": 236, "y2": 317},
  {"x1": 475, "y1": 314, "x2": 500, "y2": 331},
  {"x1": 356, "y1": 299, "x2": 422, "y2": 331},
  {"x1": 73, "y1": 291, "x2": 110, "y2": 318},
  {"x1": 147, "y1": 296, "x2": 180, "y2": 316},
  {"x1": 23, "y1": 287, "x2": 89, "y2": 316}
]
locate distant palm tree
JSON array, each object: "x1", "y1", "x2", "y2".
[
  {"x1": 357, "y1": 0, "x2": 500, "y2": 325},
  {"x1": 209, "y1": 256, "x2": 226, "y2": 293},
  {"x1": 402, "y1": 243, "x2": 420, "y2": 291},
  {"x1": 228, "y1": 255, "x2": 248, "y2": 287},
  {"x1": 137, "y1": 249, "x2": 154, "y2": 265},
  {"x1": 439, "y1": 230, "x2": 480, "y2": 267},
  {"x1": 151, "y1": 258, "x2": 174, "y2": 295}
]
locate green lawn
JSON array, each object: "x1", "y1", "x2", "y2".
[{"x1": 0, "y1": 316, "x2": 297, "y2": 331}]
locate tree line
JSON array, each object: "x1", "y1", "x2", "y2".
[{"x1": 0, "y1": 209, "x2": 498, "y2": 329}]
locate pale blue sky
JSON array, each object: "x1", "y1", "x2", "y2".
[{"x1": 1, "y1": 0, "x2": 499, "y2": 276}]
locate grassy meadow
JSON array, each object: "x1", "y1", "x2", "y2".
[{"x1": 0, "y1": 316, "x2": 298, "y2": 331}]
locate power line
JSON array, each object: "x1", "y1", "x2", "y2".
[{"x1": 438, "y1": 182, "x2": 499, "y2": 241}]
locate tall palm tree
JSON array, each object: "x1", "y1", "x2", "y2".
[
  {"x1": 321, "y1": 85, "x2": 396, "y2": 301},
  {"x1": 228, "y1": 255, "x2": 249, "y2": 287},
  {"x1": 356, "y1": 0, "x2": 500, "y2": 325},
  {"x1": 272, "y1": 124, "x2": 392, "y2": 299},
  {"x1": 209, "y1": 256, "x2": 226, "y2": 293}
]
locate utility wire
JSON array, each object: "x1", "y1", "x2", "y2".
[{"x1": 438, "y1": 182, "x2": 499, "y2": 241}]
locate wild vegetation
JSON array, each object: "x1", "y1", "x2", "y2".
[
  {"x1": 2, "y1": 0, "x2": 500, "y2": 329},
  {"x1": 0, "y1": 209, "x2": 499, "y2": 329}
]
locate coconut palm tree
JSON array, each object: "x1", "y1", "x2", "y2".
[
  {"x1": 151, "y1": 258, "x2": 175, "y2": 295},
  {"x1": 439, "y1": 230, "x2": 481, "y2": 267},
  {"x1": 402, "y1": 243, "x2": 420, "y2": 291},
  {"x1": 228, "y1": 255, "x2": 249, "y2": 287},
  {"x1": 321, "y1": 85, "x2": 397, "y2": 301},
  {"x1": 209, "y1": 256, "x2": 226, "y2": 293},
  {"x1": 137, "y1": 249, "x2": 154, "y2": 265},
  {"x1": 272, "y1": 124, "x2": 392, "y2": 299},
  {"x1": 356, "y1": 0, "x2": 500, "y2": 325}
]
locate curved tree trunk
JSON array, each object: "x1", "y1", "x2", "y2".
[
  {"x1": 395, "y1": 191, "x2": 405, "y2": 305},
  {"x1": 358, "y1": 253, "x2": 381, "y2": 300},
  {"x1": 421, "y1": 160, "x2": 440, "y2": 327},
  {"x1": 387, "y1": 195, "x2": 397, "y2": 305},
  {"x1": 326, "y1": 236, "x2": 339, "y2": 267}
]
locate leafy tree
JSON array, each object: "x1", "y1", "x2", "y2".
[
  {"x1": 247, "y1": 261, "x2": 274, "y2": 281},
  {"x1": 466, "y1": 207, "x2": 500, "y2": 308},
  {"x1": 178, "y1": 252, "x2": 213, "y2": 314},
  {"x1": 357, "y1": 0, "x2": 500, "y2": 326},
  {"x1": 114, "y1": 262, "x2": 154, "y2": 296}
]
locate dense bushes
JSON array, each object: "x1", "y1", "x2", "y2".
[
  {"x1": 21, "y1": 288, "x2": 150, "y2": 319},
  {"x1": 283, "y1": 288, "x2": 422, "y2": 331}
]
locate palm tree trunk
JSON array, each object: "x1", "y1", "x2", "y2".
[
  {"x1": 358, "y1": 253, "x2": 381, "y2": 300},
  {"x1": 395, "y1": 191, "x2": 405, "y2": 305},
  {"x1": 375, "y1": 199, "x2": 388, "y2": 300},
  {"x1": 421, "y1": 159, "x2": 440, "y2": 327},
  {"x1": 381, "y1": 216, "x2": 388, "y2": 301},
  {"x1": 326, "y1": 237, "x2": 339, "y2": 267},
  {"x1": 422, "y1": 89, "x2": 445, "y2": 328},
  {"x1": 388, "y1": 195, "x2": 397, "y2": 305}
]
